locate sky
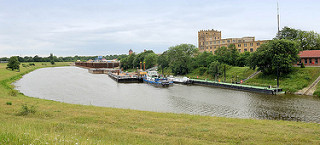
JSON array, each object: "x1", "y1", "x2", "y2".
[{"x1": 1, "y1": 0, "x2": 320, "y2": 57}]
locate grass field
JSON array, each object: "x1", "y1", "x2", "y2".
[
  {"x1": 244, "y1": 67, "x2": 320, "y2": 93},
  {"x1": 1, "y1": 63, "x2": 320, "y2": 144}
]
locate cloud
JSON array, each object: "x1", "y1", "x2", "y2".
[{"x1": 0, "y1": 0, "x2": 320, "y2": 57}]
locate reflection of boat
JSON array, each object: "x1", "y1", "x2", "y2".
[{"x1": 143, "y1": 71, "x2": 173, "y2": 87}]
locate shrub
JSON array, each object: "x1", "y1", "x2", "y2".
[
  {"x1": 50, "y1": 60, "x2": 55, "y2": 65},
  {"x1": 301, "y1": 62, "x2": 305, "y2": 68},
  {"x1": 198, "y1": 67, "x2": 208, "y2": 75},
  {"x1": 8, "y1": 90, "x2": 18, "y2": 96},
  {"x1": 22, "y1": 64, "x2": 29, "y2": 67},
  {"x1": 29, "y1": 63, "x2": 35, "y2": 66},
  {"x1": 6, "y1": 102, "x2": 12, "y2": 105},
  {"x1": 17, "y1": 104, "x2": 36, "y2": 116}
]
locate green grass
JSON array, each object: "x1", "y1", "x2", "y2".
[
  {"x1": 187, "y1": 67, "x2": 256, "y2": 83},
  {"x1": 313, "y1": 82, "x2": 320, "y2": 97},
  {"x1": 244, "y1": 67, "x2": 320, "y2": 93},
  {"x1": 1, "y1": 63, "x2": 320, "y2": 144}
]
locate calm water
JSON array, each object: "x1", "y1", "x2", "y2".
[{"x1": 15, "y1": 66, "x2": 320, "y2": 123}]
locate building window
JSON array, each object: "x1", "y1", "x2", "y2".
[
  {"x1": 257, "y1": 42, "x2": 260, "y2": 46},
  {"x1": 238, "y1": 44, "x2": 241, "y2": 47},
  {"x1": 215, "y1": 37, "x2": 216, "y2": 40},
  {"x1": 214, "y1": 46, "x2": 216, "y2": 48},
  {"x1": 210, "y1": 47, "x2": 212, "y2": 49},
  {"x1": 310, "y1": 59, "x2": 312, "y2": 64},
  {"x1": 238, "y1": 40, "x2": 241, "y2": 43},
  {"x1": 222, "y1": 40, "x2": 225, "y2": 43},
  {"x1": 218, "y1": 41, "x2": 220, "y2": 44},
  {"x1": 210, "y1": 42, "x2": 212, "y2": 44},
  {"x1": 244, "y1": 49, "x2": 247, "y2": 52},
  {"x1": 250, "y1": 43, "x2": 253, "y2": 46},
  {"x1": 305, "y1": 59, "x2": 307, "y2": 64},
  {"x1": 316, "y1": 59, "x2": 318, "y2": 64},
  {"x1": 233, "y1": 40, "x2": 236, "y2": 43},
  {"x1": 250, "y1": 48, "x2": 253, "y2": 52},
  {"x1": 238, "y1": 49, "x2": 241, "y2": 52},
  {"x1": 227, "y1": 40, "x2": 230, "y2": 43},
  {"x1": 244, "y1": 43, "x2": 247, "y2": 47},
  {"x1": 243, "y1": 40, "x2": 245, "y2": 42},
  {"x1": 217, "y1": 37, "x2": 219, "y2": 39}
]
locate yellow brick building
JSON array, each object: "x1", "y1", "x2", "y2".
[{"x1": 198, "y1": 29, "x2": 268, "y2": 54}]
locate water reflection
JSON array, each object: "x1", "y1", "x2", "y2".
[{"x1": 14, "y1": 66, "x2": 320, "y2": 123}]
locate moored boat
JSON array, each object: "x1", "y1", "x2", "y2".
[{"x1": 143, "y1": 71, "x2": 173, "y2": 87}]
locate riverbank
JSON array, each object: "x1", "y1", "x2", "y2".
[{"x1": 1, "y1": 63, "x2": 320, "y2": 144}]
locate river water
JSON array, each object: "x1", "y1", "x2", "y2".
[{"x1": 14, "y1": 66, "x2": 320, "y2": 123}]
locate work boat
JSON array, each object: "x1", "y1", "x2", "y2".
[{"x1": 143, "y1": 71, "x2": 173, "y2": 87}]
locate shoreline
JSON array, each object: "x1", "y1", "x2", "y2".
[{"x1": 1, "y1": 62, "x2": 320, "y2": 144}]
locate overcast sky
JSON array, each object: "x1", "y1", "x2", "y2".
[{"x1": 1, "y1": 0, "x2": 320, "y2": 57}]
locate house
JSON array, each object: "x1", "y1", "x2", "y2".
[{"x1": 298, "y1": 50, "x2": 320, "y2": 66}]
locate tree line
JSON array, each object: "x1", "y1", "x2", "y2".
[
  {"x1": 121, "y1": 26, "x2": 318, "y2": 77},
  {"x1": 0, "y1": 54, "x2": 128, "y2": 62}
]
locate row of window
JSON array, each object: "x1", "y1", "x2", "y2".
[
  {"x1": 237, "y1": 43, "x2": 260, "y2": 47},
  {"x1": 201, "y1": 42, "x2": 260, "y2": 47},
  {"x1": 238, "y1": 48, "x2": 254, "y2": 52},
  {"x1": 302, "y1": 58, "x2": 319, "y2": 64}
]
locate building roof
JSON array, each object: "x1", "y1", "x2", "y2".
[{"x1": 299, "y1": 50, "x2": 320, "y2": 58}]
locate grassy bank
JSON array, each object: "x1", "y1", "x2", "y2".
[
  {"x1": 186, "y1": 67, "x2": 256, "y2": 83},
  {"x1": 1, "y1": 63, "x2": 320, "y2": 144},
  {"x1": 244, "y1": 67, "x2": 320, "y2": 93}
]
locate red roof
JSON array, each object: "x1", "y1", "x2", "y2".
[{"x1": 299, "y1": 50, "x2": 320, "y2": 58}]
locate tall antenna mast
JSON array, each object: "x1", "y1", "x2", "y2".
[{"x1": 277, "y1": 2, "x2": 280, "y2": 33}]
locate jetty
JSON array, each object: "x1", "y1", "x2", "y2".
[
  {"x1": 189, "y1": 79, "x2": 284, "y2": 95},
  {"x1": 108, "y1": 72, "x2": 143, "y2": 83}
]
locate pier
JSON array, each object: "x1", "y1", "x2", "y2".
[
  {"x1": 108, "y1": 72, "x2": 143, "y2": 83},
  {"x1": 189, "y1": 79, "x2": 284, "y2": 95}
]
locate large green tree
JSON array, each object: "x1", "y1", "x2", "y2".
[
  {"x1": 167, "y1": 44, "x2": 197, "y2": 75},
  {"x1": 248, "y1": 39, "x2": 299, "y2": 74},
  {"x1": 276, "y1": 26, "x2": 320, "y2": 50},
  {"x1": 6, "y1": 56, "x2": 20, "y2": 71},
  {"x1": 157, "y1": 51, "x2": 169, "y2": 73},
  {"x1": 215, "y1": 44, "x2": 240, "y2": 66},
  {"x1": 144, "y1": 53, "x2": 158, "y2": 69}
]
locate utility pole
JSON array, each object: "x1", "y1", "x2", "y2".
[{"x1": 277, "y1": 2, "x2": 280, "y2": 34}]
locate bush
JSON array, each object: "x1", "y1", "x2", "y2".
[
  {"x1": 22, "y1": 64, "x2": 29, "y2": 67},
  {"x1": 42, "y1": 63, "x2": 47, "y2": 66},
  {"x1": 50, "y1": 60, "x2": 55, "y2": 65},
  {"x1": 6, "y1": 102, "x2": 12, "y2": 105},
  {"x1": 17, "y1": 104, "x2": 36, "y2": 116},
  {"x1": 29, "y1": 63, "x2": 35, "y2": 66},
  {"x1": 8, "y1": 90, "x2": 18, "y2": 96},
  {"x1": 301, "y1": 62, "x2": 305, "y2": 68},
  {"x1": 198, "y1": 67, "x2": 208, "y2": 75}
]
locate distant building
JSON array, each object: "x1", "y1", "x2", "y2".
[
  {"x1": 298, "y1": 50, "x2": 320, "y2": 66},
  {"x1": 198, "y1": 29, "x2": 268, "y2": 54},
  {"x1": 129, "y1": 49, "x2": 133, "y2": 55}
]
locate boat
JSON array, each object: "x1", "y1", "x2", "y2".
[
  {"x1": 143, "y1": 71, "x2": 173, "y2": 87},
  {"x1": 167, "y1": 76, "x2": 191, "y2": 84}
]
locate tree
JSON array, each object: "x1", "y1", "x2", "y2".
[
  {"x1": 157, "y1": 51, "x2": 169, "y2": 73},
  {"x1": 167, "y1": 44, "x2": 197, "y2": 75},
  {"x1": 236, "y1": 51, "x2": 251, "y2": 67},
  {"x1": 248, "y1": 39, "x2": 299, "y2": 74},
  {"x1": 6, "y1": 56, "x2": 20, "y2": 71},
  {"x1": 144, "y1": 53, "x2": 158, "y2": 69},
  {"x1": 215, "y1": 44, "x2": 240, "y2": 66},
  {"x1": 127, "y1": 53, "x2": 136, "y2": 69},
  {"x1": 133, "y1": 50, "x2": 154, "y2": 68},
  {"x1": 276, "y1": 26, "x2": 320, "y2": 50},
  {"x1": 193, "y1": 51, "x2": 216, "y2": 68}
]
